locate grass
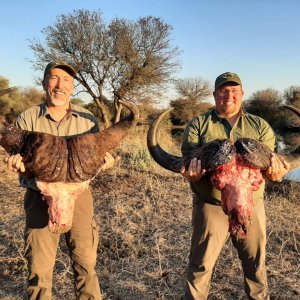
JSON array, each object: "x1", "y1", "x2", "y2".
[{"x1": 0, "y1": 128, "x2": 299, "y2": 299}]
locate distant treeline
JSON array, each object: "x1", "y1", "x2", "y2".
[{"x1": 1, "y1": 75, "x2": 299, "y2": 153}]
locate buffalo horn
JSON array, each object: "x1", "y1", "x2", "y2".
[
  {"x1": 147, "y1": 108, "x2": 183, "y2": 173},
  {"x1": 0, "y1": 99, "x2": 139, "y2": 182},
  {"x1": 284, "y1": 105, "x2": 300, "y2": 118}
]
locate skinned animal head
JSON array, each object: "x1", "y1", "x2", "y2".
[{"x1": 147, "y1": 107, "x2": 300, "y2": 238}]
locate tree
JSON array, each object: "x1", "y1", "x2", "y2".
[
  {"x1": 0, "y1": 77, "x2": 19, "y2": 122},
  {"x1": 21, "y1": 87, "x2": 45, "y2": 106},
  {"x1": 70, "y1": 98, "x2": 85, "y2": 107},
  {"x1": 283, "y1": 85, "x2": 300, "y2": 107},
  {"x1": 244, "y1": 88, "x2": 300, "y2": 152},
  {"x1": 170, "y1": 77, "x2": 213, "y2": 125},
  {"x1": 244, "y1": 88, "x2": 283, "y2": 128},
  {"x1": 0, "y1": 76, "x2": 45, "y2": 123},
  {"x1": 0, "y1": 76, "x2": 10, "y2": 90},
  {"x1": 174, "y1": 77, "x2": 212, "y2": 102},
  {"x1": 29, "y1": 9, "x2": 180, "y2": 127}
]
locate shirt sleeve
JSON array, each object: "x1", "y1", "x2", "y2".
[{"x1": 15, "y1": 113, "x2": 28, "y2": 130}]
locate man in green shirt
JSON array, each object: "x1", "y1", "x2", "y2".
[
  {"x1": 5, "y1": 62, "x2": 116, "y2": 299},
  {"x1": 181, "y1": 72, "x2": 290, "y2": 299}
]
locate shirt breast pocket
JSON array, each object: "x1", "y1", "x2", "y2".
[
  {"x1": 201, "y1": 130, "x2": 228, "y2": 144},
  {"x1": 234, "y1": 129, "x2": 260, "y2": 141}
]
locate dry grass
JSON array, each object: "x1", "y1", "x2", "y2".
[{"x1": 0, "y1": 129, "x2": 299, "y2": 299}]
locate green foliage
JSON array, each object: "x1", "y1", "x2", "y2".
[
  {"x1": 117, "y1": 147, "x2": 153, "y2": 171},
  {"x1": 245, "y1": 87, "x2": 300, "y2": 152},
  {"x1": 84, "y1": 99, "x2": 115, "y2": 128},
  {"x1": 244, "y1": 88, "x2": 283, "y2": 130},
  {"x1": 0, "y1": 82, "x2": 45, "y2": 123},
  {"x1": 115, "y1": 126, "x2": 180, "y2": 171},
  {"x1": 71, "y1": 98, "x2": 85, "y2": 107}
]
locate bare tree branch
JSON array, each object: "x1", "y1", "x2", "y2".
[{"x1": 28, "y1": 10, "x2": 181, "y2": 127}]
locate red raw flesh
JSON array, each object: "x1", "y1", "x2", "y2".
[
  {"x1": 36, "y1": 180, "x2": 90, "y2": 233},
  {"x1": 210, "y1": 155, "x2": 264, "y2": 238}
]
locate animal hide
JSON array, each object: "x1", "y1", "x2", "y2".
[
  {"x1": 147, "y1": 108, "x2": 300, "y2": 238},
  {"x1": 0, "y1": 95, "x2": 139, "y2": 233}
]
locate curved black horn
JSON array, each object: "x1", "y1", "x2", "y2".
[
  {"x1": 147, "y1": 108, "x2": 183, "y2": 173},
  {"x1": 66, "y1": 99, "x2": 140, "y2": 181},
  {"x1": 284, "y1": 105, "x2": 300, "y2": 118},
  {"x1": 147, "y1": 109, "x2": 237, "y2": 173},
  {"x1": 0, "y1": 100, "x2": 140, "y2": 183},
  {"x1": 284, "y1": 105, "x2": 300, "y2": 162},
  {"x1": 97, "y1": 99, "x2": 139, "y2": 146}
]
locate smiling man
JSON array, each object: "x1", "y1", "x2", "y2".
[
  {"x1": 213, "y1": 72, "x2": 244, "y2": 125},
  {"x1": 43, "y1": 62, "x2": 75, "y2": 109},
  {"x1": 180, "y1": 72, "x2": 290, "y2": 299},
  {"x1": 5, "y1": 61, "x2": 116, "y2": 299}
]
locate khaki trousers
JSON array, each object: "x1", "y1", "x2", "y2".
[
  {"x1": 185, "y1": 196, "x2": 269, "y2": 300},
  {"x1": 23, "y1": 188, "x2": 102, "y2": 300}
]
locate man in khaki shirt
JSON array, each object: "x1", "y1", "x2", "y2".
[
  {"x1": 5, "y1": 62, "x2": 115, "y2": 299},
  {"x1": 181, "y1": 72, "x2": 290, "y2": 300}
]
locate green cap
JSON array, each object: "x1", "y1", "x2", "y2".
[
  {"x1": 214, "y1": 72, "x2": 242, "y2": 91},
  {"x1": 43, "y1": 61, "x2": 77, "y2": 78}
]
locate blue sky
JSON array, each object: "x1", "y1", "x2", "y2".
[{"x1": 0, "y1": 0, "x2": 299, "y2": 102}]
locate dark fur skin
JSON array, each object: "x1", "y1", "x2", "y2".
[
  {"x1": 234, "y1": 138, "x2": 273, "y2": 170},
  {"x1": 0, "y1": 126, "x2": 68, "y2": 181},
  {"x1": 147, "y1": 108, "x2": 275, "y2": 172},
  {"x1": 183, "y1": 139, "x2": 236, "y2": 170},
  {"x1": 147, "y1": 109, "x2": 279, "y2": 238},
  {"x1": 0, "y1": 100, "x2": 139, "y2": 182},
  {"x1": 183, "y1": 137, "x2": 273, "y2": 172}
]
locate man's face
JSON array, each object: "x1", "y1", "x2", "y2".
[
  {"x1": 42, "y1": 67, "x2": 74, "y2": 108},
  {"x1": 213, "y1": 83, "x2": 244, "y2": 118}
]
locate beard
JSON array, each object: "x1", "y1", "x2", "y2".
[
  {"x1": 51, "y1": 97, "x2": 67, "y2": 107},
  {"x1": 48, "y1": 91, "x2": 69, "y2": 107}
]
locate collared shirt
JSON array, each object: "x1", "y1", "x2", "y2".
[
  {"x1": 16, "y1": 101, "x2": 99, "y2": 137},
  {"x1": 181, "y1": 108, "x2": 276, "y2": 204},
  {"x1": 16, "y1": 101, "x2": 100, "y2": 189}
]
